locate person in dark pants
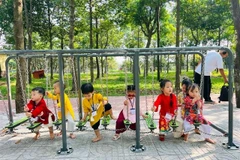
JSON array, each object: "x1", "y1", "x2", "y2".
[{"x1": 194, "y1": 50, "x2": 228, "y2": 104}]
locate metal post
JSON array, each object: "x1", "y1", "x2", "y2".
[
  {"x1": 200, "y1": 55, "x2": 205, "y2": 98},
  {"x1": 5, "y1": 57, "x2": 14, "y2": 131},
  {"x1": 130, "y1": 51, "x2": 145, "y2": 152},
  {"x1": 77, "y1": 56, "x2": 83, "y2": 120},
  {"x1": 57, "y1": 53, "x2": 73, "y2": 154},
  {"x1": 223, "y1": 49, "x2": 239, "y2": 150}
]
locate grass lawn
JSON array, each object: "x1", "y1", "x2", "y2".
[{"x1": 0, "y1": 70, "x2": 227, "y2": 99}]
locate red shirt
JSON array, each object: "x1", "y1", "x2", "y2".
[
  {"x1": 154, "y1": 93, "x2": 177, "y2": 116},
  {"x1": 27, "y1": 99, "x2": 55, "y2": 124}
]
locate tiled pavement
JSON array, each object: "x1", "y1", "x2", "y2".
[{"x1": 0, "y1": 94, "x2": 239, "y2": 160}]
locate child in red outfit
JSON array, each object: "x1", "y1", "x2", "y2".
[
  {"x1": 24, "y1": 87, "x2": 55, "y2": 140},
  {"x1": 152, "y1": 79, "x2": 177, "y2": 141}
]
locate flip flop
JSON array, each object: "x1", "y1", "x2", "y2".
[{"x1": 112, "y1": 134, "x2": 121, "y2": 141}]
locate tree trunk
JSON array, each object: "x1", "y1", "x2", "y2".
[
  {"x1": 144, "y1": 35, "x2": 152, "y2": 76},
  {"x1": 23, "y1": 0, "x2": 32, "y2": 84},
  {"x1": 14, "y1": 0, "x2": 26, "y2": 113},
  {"x1": 89, "y1": 0, "x2": 94, "y2": 82},
  {"x1": 95, "y1": 17, "x2": 100, "y2": 79},
  {"x1": 218, "y1": 27, "x2": 221, "y2": 46},
  {"x1": 175, "y1": 0, "x2": 181, "y2": 93},
  {"x1": 69, "y1": 0, "x2": 77, "y2": 91},
  {"x1": 156, "y1": 5, "x2": 160, "y2": 81},
  {"x1": 231, "y1": 0, "x2": 240, "y2": 108},
  {"x1": 47, "y1": 0, "x2": 53, "y2": 79}
]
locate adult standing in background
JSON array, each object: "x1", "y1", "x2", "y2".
[{"x1": 194, "y1": 50, "x2": 228, "y2": 104}]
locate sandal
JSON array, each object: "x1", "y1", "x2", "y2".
[
  {"x1": 112, "y1": 134, "x2": 121, "y2": 141},
  {"x1": 69, "y1": 133, "x2": 76, "y2": 139},
  {"x1": 56, "y1": 132, "x2": 62, "y2": 137}
]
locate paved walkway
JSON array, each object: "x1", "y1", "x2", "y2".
[{"x1": 0, "y1": 94, "x2": 239, "y2": 160}]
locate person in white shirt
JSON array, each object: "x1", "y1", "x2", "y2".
[{"x1": 194, "y1": 50, "x2": 228, "y2": 104}]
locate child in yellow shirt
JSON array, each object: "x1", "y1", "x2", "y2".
[
  {"x1": 46, "y1": 80, "x2": 76, "y2": 139},
  {"x1": 81, "y1": 83, "x2": 115, "y2": 142}
]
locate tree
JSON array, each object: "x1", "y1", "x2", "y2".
[
  {"x1": 175, "y1": 0, "x2": 180, "y2": 93},
  {"x1": 89, "y1": 0, "x2": 94, "y2": 82},
  {"x1": 68, "y1": 0, "x2": 77, "y2": 91},
  {"x1": 131, "y1": 0, "x2": 169, "y2": 76},
  {"x1": 0, "y1": 0, "x2": 14, "y2": 45},
  {"x1": 14, "y1": 0, "x2": 26, "y2": 113},
  {"x1": 23, "y1": 0, "x2": 33, "y2": 84},
  {"x1": 231, "y1": 0, "x2": 240, "y2": 108}
]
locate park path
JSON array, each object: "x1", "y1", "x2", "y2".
[{"x1": 0, "y1": 94, "x2": 239, "y2": 160}]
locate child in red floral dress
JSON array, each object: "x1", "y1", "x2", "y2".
[{"x1": 183, "y1": 83, "x2": 215, "y2": 144}]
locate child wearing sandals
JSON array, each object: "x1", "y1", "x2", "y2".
[
  {"x1": 24, "y1": 87, "x2": 55, "y2": 140},
  {"x1": 183, "y1": 83, "x2": 215, "y2": 144},
  {"x1": 152, "y1": 79, "x2": 178, "y2": 141},
  {"x1": 81, "y1": 83, "x2": 116, "y2": 142},
  {"x1": 112, "y1": 85, "x2": 147, "y2": 141},
  {"x1": 174, "y1": 78, "x2": 192, "y2": 138},
  {"x1": 46, "y1": 80, "x2": 76, "y2": 139}
]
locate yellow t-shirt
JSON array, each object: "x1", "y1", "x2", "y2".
[
  {"x1": 177, "y1": 92, "x2": 184, "y2": 105},
  {"x1": 47, "y1": 92, "x2": 75, "y2": 120},
  {"x1": 82, "y1": 93, "x2": 104, "y2": 126}
]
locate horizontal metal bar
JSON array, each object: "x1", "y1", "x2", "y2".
[
  {"x1": 2, "y1": 51, "x2": 204, "y2": 59},
  {"x1": 0, "y1": 46, "x2": 226, "y2": 55}
]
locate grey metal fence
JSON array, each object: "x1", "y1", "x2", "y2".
[{"x1": 0, "y1": 46, "x2": 238, "y2": 154}]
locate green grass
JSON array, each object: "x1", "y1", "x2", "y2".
[{"x1": 0, "y1": 70, "x2": 227, "y2": 99}]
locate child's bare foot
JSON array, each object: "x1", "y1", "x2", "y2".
[
  {"x1": 69, "y1": 133, "x2": 76, "y2": 139},
  {"x1": 50, "y1": 133, "x2": 55, "y2": 140},
  {"x1": 195, "y1": 128, "x2": 201, "y2": 135},
  {"x1": 111, "y1": 115, "x2": 117, "y2": 120},
  {"x1": 56, "y1": 132, "x2": 62, "y2": 137},
  {"x1": 205, "y1": 138, "x2": 215, "y2": 144},
  {"x1": 92, "y1": 136, "x2": 102, "y2": 142},
  {"x1": 184, "y1": 134, "x2": 188, "y2": 141},
  {"x1": 33, "y1": 133, "x2": 40, "y2": 140}
]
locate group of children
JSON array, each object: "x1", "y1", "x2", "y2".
[{"x1": 24, "y1": 78, "x2": 215, "y2": 144}]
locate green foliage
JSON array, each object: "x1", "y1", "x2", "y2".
[
  {"x1": 0, "y1": 0, "x2": 14, "y2": 45},
  {"x1": 180, "y1": 0, "x2": 233, "y2": 46},
  {"x1": 0, "y1": 69, "x2": 228, "y2": 98}
]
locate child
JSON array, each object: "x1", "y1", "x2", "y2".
[
  {"x1": 174, "y1": 78, "x2": 192, "y2": 138},
  {"x1": 112, "y1": 85, "x2": 147, "y2": 141},
  {"x1": 80, "y1": 83, "x2": 115, "y2": 142},
  {"x1": 24, "y1": 87, "x2": 55, "y2": 140},
  {"x1": 46, "y1": 80, "x2": 76, "y2": 139},
  {"x1": 152, "y1": 79, "x2": 178, "y2": 141},
  {"x1": 183, "y1": 83, "x2": 215, "y2": 144}
]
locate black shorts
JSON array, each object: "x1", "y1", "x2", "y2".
[{"x1": 92, "y1": 103, "x2": 112, "y2": 130}]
